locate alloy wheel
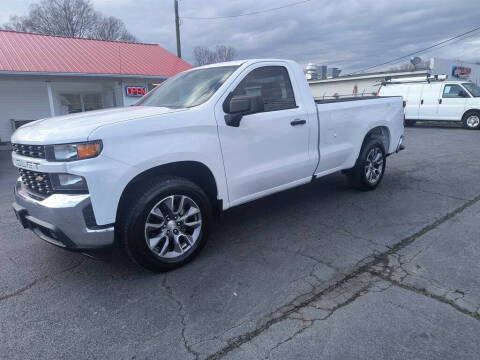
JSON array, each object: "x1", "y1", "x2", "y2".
[
  {"x1": 144, "y1": 195, "x2": 202, "y2": 259},
  {"x1": 364, "y1": 147, "x2": 384, "y2": 185},
  {"x1": 466, "y1": 115, "x2": 480, "y2": 129}
]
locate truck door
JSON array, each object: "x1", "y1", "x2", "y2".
[
  {"x1": 418, "y1": 83, "x2": 441, "y2": 120},
  {"x1": 215, "y1": 64, "x2": 313, "y2": 205},
  {"x1": 405, "y1": 84, "x2": 423, "y2": 120},
  {"x1": 437, "y1": 84, "x2": 468, "y2": 120}
]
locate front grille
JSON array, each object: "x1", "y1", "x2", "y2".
[
  {"x1": 19, "y1": 169, "x2": 53, "y2": 196},
  {"x1": 12, "y1": 143, "x2": 46, "y2": 159}
]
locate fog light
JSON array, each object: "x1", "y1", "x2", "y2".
[{"x1": 51, "y1": 174, "x2": 88, "y2": 192}]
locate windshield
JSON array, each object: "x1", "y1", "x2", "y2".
[
  {"x1": 462, "y1": 83, "x2": 480, "y2": 97},
  {"x1": 136, "y1": 65, "x2": 239, "y2": 108}
]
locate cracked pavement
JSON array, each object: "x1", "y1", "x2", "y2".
[{"x1": 1, "y1": 126, "x2": 480, "y2": 359}]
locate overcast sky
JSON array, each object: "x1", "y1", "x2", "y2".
[{"x1": 1, "y1": 0, "x2": 480, "y2": 72}]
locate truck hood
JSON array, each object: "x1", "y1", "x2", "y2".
[{"x1": 11, "y1": 106, "x2": 182, "y2": 144}]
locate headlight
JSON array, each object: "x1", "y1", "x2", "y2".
[
  {"x1": 50, "y1": 140, "x2": 102, "y2": 161},
  {"x1": 51, "y1": 174, "x2": 88, "y2": 192}
]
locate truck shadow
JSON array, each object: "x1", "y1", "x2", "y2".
[{"x1": 407, "y1": 121, "x2": 465, "y2": 130}]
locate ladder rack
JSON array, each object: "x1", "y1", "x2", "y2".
[{"x1": 381, "y1": 74, "x2": 447, "y2": 85}]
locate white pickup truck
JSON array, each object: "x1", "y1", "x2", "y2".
[{"x1": 11, "y1": 59, "x2": 404, "y2": 271}]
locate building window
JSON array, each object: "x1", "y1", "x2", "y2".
[
  {"x1": 60, "y1": 94, "x2": 82, "y2": 114},
  {"x1": 83, "y1": 94, "x2": 103, "y2": 111},
  {"x1": 60, "y1": 93, "x2": 103, "y2": 114}
]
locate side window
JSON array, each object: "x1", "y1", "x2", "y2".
[
  {"x1": 442, "y1": 84, "x2": 468, "y2": 98},
  {"x1": 232, "y1": 66, "x2": 296, "y2": 112}
]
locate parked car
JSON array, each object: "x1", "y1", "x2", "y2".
[
  {"x1": 11, "y1": 59, "x2": 405, "y2": 271},
  {"x1": 379, "y1": 78, "x2": 480, "y2": 129}
]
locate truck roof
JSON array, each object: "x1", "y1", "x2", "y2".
[
  {"x1": 384, "y1": 79, "x2": 471, "y2": 86},
  {"x1": 195, "y1": 59, "x2": 296, "y2": 69}
]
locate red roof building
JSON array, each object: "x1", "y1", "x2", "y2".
[{"x1": 0, "y1": 30, "x2": 192, "y2": 142}]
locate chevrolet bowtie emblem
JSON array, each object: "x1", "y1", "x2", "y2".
[{"x1": 36, "y1": 175, "x2": 44, "y2": 182}]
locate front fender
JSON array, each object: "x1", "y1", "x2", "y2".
[{"x1": 85, "y1": 114, "x2": 228, "y2": 225}]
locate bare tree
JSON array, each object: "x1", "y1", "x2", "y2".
[
  {"x1": 194, "y1": 45, "x2": 236, "y2": 66},
  {"x1": 214, "y1": 45, "x2": 236, "y2": 63},
  {"x1": 194, "y1": 46, "x2": 217, "y2": 66},
  {"x1": 94, "y1": 16, "x2": 137, "y2": 42},
  {"x1": 3, "y1": 0, "x2": 136, "y2": 42}
]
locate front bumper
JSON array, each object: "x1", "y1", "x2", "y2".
[{"x1": 13, "y1": 179, "x2": 115, "y2": 253}]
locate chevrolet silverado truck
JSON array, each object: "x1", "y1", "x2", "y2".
[{"x1": 11, "y1": 59, "x2": 405, "y2": 271}]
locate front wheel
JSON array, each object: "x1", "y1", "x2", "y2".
[
  {"x1": 118, "y1": 176, "x2": 211, "y2": 272},
  {"x1": 345, "y1": 139, "x2": 386, "y2": 191},
  {"x1": 463, "y1": 112, "x2": 480, "y2": 130}
]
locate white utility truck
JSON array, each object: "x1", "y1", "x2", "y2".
[
  {"x1": 12, "y1": 59, "x2": 405, "y2": 271},
  {"x1": 379, "y1": 75, "x2": 480, "y2": 129}
]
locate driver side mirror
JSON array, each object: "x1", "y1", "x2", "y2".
[
  {"x1": 224, "y1": 94, "x2": 263, "y2": 127},
  {"x1": 459, "y1": 90, "x2": 469, "y2": 98}
]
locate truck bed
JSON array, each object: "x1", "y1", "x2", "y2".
[{"x1": 314, "y1": 96, "x2": 383, "y2": 104}]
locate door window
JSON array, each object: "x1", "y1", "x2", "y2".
[
  {"x1": 442, "y1": 85, "x2": 469, "y2": 98},
  {"x1": 232, "y1": 66, "x2": 296, "y2": 112}
]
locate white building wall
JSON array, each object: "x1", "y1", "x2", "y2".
[
  {"x1": 309, "y1": 70, "x2": 430, "y2": 99},
  {"x1": 430, "y1": 57, "x2": 480, "y2": 85},
  {"x1": 0, "y1": 79, "x2": 51, "y2": 143},
  {"x1": 309, "y1": 77, "x2": 382, "y2": 99}
]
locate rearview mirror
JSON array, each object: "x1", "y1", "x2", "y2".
[
  {"x1": 228, "y1": 96, "x2": 251, "y2": 114},
  {"x1": 224, "y1": 94, "x2": 263, "y2": 127}
]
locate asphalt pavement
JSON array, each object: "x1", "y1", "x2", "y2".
[{"x1": 0, "y1": 126, "x2": 479, "y2": 359}]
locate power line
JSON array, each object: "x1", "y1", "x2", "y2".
[
  {"x1": 350, "y1": 25, "x2": 480, "y2": 74},
  {"x1": 181, "y1": 0, "x2": 313, "y2": 20}
]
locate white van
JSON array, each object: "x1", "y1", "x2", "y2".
[{"x1": 379, "y1": 79, "x2": 480, "y2": 129}]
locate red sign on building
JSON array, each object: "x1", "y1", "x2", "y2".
[
  {"x1": 125, "y1": 86, "x2": 147, "y2": 97},
  {"x1": 452, "y1": 66, "x2": 471, "y2": 79}
]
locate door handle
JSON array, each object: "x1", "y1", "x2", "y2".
[
  {"x1": 291, "y1": 119, "x2": 306, "y2": 126},
  {"x1": 438, "y1": 99, "x2": 442, "y2": 104},
  {"x1": 420, "y1": 99, "x2": 424, "y2": 105}
]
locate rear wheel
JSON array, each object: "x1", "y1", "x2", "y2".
[
  {"x1": 463, "y1": 112, "x2": 480, "y2": 130},
  {"x1": 118, "y1": 176, "x2": 211, "y2": 272},
  {"x1": 345, "y1": 139, "x2": 386, "y2": 191}
]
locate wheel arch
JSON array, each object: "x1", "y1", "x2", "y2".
[
  {"x1": 361, "y1": 126, "x2": 391, "y2": 155},
  {"x1": 462, "y1": 108, "x2": 480, "y2": 121},
  {"x1": 116, "y1": 161, "x2": 221, "y2": 224}
]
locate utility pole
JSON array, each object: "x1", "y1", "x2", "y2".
[{"x1": 174, "y1": 0, "x2": 181, "y2": 58}]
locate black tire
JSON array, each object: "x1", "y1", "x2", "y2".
[
  {"x1": 345, "y1": 138, "x2": 386, "y2": 191},
  {"x1": 462, "y1": 111, "x2": 480, "y2": 130},
  {"x1": 404, "y1": 120, "x2": 416, "y2": 126},
  {"x1": 117, "y1": 176, "x2": 211, "y2": 272}
]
